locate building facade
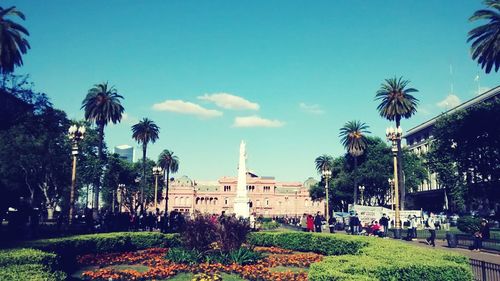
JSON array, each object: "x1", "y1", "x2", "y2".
[
  {"x1": 113, "y1": 145, "x2": 135, "y2": 163},
  {"x1": 404, "y1": 86, "x2": 500, "y2": 211},
  {"x1": 156, "y1": 173, "x2": 324, "y2": 217}
]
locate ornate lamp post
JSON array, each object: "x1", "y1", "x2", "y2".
[
  {"x1": 388, "y1": 178, "x2": 394, "y2": 211},
  {"x1": 68, "y1": 124, "x2": 85, "y2": 225},
  {"x1": 386, "y1": 126, "x2": 403, "y2": 239},
  {"x1": 358, "y1": 185, "x2": 365, "y2": 205},
  {"x1": 152, "y1": 166, "x2": 163, "y2": 210},
  {"x1": 321, "y1": 168, "x2": 332, "y2": 223},
  {"x1": 117, "y1": 184, "x2": 125, "y2": 213}
]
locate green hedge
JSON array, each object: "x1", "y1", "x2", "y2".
[
  {"x1": 0, "y1": 249, "x2": 66, "y2": 281},
  {"x1": 249, "y1": 231, "x2": 472, "y2": 281},
  {"x1": 0, "y1": 264, "x2": 66, "y2": 281},
  {"x1": 24, "y1": 231, "x2": 180, "y2": 257},
  {"x1": 247, "y1": 232, "x2": 368, "y2": 255}
]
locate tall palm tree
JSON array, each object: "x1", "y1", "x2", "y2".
[
  {"x1": 375, "y1": 76, "x2": 419, "y2": 209},
  {"x1": 132, "y1": 118, "x2": 160, "y2": 211},
  {"x1": 0, "y1": 6, "x2": 30, "y2": 74},
  {"x1": 467, "y1": 0, "x2": 500, "y2": 74},
  {"x1": 158, "y1": 149, "x2": 179, "y2": 215},
  {"x1": 81, "y1": 82, "x2": 124, "y2": 213},
  {"x1": 339, "y1": 120, "x2": 370, "y2": 204}
]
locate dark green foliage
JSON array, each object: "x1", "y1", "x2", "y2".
[
  {"x1": 261, "y1": 221, "x2": 280, "y2": 230},
  {"x1": 457, "y1": 216, "x2": 482, "y2": 234},
  {"x1": 427, "y1": 98, "x2": 500, "y2": 212},
  {"x1": 0, "y1": 248, "x2": 58, "y2": 268},
  {"x1": 0, "y1": 6, "x2": 31, "y2": 74}
]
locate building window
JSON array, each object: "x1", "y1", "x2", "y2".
[
  {"x1": 224, "y1": 185, "x2": 231, "y2": 192},
  {"x1": 263, "y1": 186, "x2": 270, "y2": 192},
  {"x1": 224, "y1": 197, "x2": 228, "y2": 205},
  {"x1": 265, "y1": 198, "x2": 269, "y2": 206}
]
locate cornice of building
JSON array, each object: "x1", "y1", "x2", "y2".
[{"x1": 405, "y1": 86, "x2": 500, "y2": 138}]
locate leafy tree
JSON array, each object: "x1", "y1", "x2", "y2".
[
  {"x1": 0, "y1": 6, "x2": 30, "y2": 74},
  {"x1": 158, "y1": 149, "x2": 179, "y2": 214},
  {"x1": 375, "y1": 76, "x2": 419, "y2": 209},
  {"x1": 427, "y1": 98, "x2": 500, "y2": 214},
  {"x1": 467, "y1": 0, "x2": 500, "y2": 74},
  {"x1": 81, "y1": 82, "x2": 124, "y2": 213},
  {"x1": 132, "y1": 118, "x2": 160, "y2": 211},
  {"x1": 339, "y1": 120, "x2": 370, "y2": 204}
]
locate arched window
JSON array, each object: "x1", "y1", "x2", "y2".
[{"x1": 224, "y1": 197, "x2": 228, "y2": 205}]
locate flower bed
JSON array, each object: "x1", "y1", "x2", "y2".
[{"x1": 76, "y1": 246, "x2": 322, "y2": 281}]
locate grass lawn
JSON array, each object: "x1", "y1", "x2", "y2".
[{"x1": 70, "y1": 264, "x2": 150, "y2": 280}]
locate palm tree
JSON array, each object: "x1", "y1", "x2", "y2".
[
  {"x1": 375, "y1": 76, "x2": 419, "y2": 209},
  {"x1": 132, "y1": 118, "x2": 160, "y2": 211},
  {"x1": 315, "y1": 155, "x2": 334, "y2": 174},
  {"x1": 81, "y1": 82, "x2": 124, "y2": 213},
  {"x1": 0, "y1": 6, "x2": 30, "y2": 74},
  {"x1": 467, "y1": 0, "x2": 500, "y2": 74},
  {"x1": 158, "y1": 149, "x2": 179, "y2": 215},
  {"x1": 339, "y1": 120, "x2": 370, "y2": 204}
]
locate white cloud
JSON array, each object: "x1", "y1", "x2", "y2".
[
  {"x1": 233, "y1": 115, "x2": 285, "y2": 128},
  {"x1": 152, "y1": 100, "x2": 223, "y2": 118},
  {"x1": 437, "y1": 94, "x2": 461, "y2": 109},
  {"x1": 299, "y1": 102, "x2": 325, "y2": 114},
  {"x1": 472, "y1": 86, "x2": 491, "y2": 96},
  {"x1": 198, "y1": 93, "x2": 260, "y2": 110},
  {"x1": 121, "y1": 113, "x2": 139, "y2": 125}
]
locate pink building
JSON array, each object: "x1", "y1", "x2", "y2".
[{"x1": 157, "y1": 173, "x2": 324, "y2": 217}]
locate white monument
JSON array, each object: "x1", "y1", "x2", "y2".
[{"x1": 234, "y1": 140, "x2": 250, "y2": 218}]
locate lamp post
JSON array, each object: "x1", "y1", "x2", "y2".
[
  {"x1": 386, "y1": 126, "x2": 403, "y2": 239},
  {"x1": 388, "y1": 178, "x2": 394, "y2": 211},
  {"x1": 117, "y1": 184, "x2": 125, "y2": 213},
  {"x1": 358, "y1": 185, "x2": 365, "y2": 205},
  {"x1": 321, "y1": 168, "x2": 332, "y2": 223},
  {"x1": 152, "y1": 166, "x2": 163, "y2": 210},
  {"x1": 68, "y1": 124, "x2": 85, "y2": 225}
]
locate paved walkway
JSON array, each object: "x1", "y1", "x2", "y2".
[{"x1": 400, "y1": 237, "x2": 500, "y2": 264}]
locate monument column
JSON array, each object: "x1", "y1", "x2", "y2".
[{"x1": 234, "y1": 140, "x2": 250, "y2": 218}]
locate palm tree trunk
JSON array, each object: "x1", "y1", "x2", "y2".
[
  {"x1": 94, "y1": 123, "x2": 105, "y2": 216},
  {"x1": 396, "y1": 118, "x2": 405, "y2": 210},
  {"x1": 353, "y1": 156, "x2": 358, "y2": 204},
  {"x1": 164, "y1": 169, "x2": 170, "y2": 215}
]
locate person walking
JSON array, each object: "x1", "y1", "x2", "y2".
[
  {"x1": 300, "y1": 214, "x2": 308, "y2": 232},
  {"x1": 328, "y1": 216, "x2": 337, "y2": 233},
  {"x1": 425, "y1": 212, "x2": 436, "y2": 247},
  {"x1": 471, "y1": 219, "x2": 490, "y2": 251},
  {"x1": 379, "y1": 214, "x2": 389, "y2": 237},
  {"x1": 306, "y1": 214, "x2": 314, "y2": 232},
  {"x1": 314, "y1": 212, "x2": 322, "y2": 233},
  {"x1": 350, "y1": 213, "x2": 360, "y2": 235}
]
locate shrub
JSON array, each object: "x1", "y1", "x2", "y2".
[
  {"x1": 227, "y1": 247, "x2": 263, "y2": 265},
  {"x1": 181, "y1": 214, "x2": 251, "y2": 253},
  {"x1": 249, "y1": 231, "x2": 472, "y2": 281},
  {"x1": 165, "y1": 247, "x2": 201, "y2": 265},
  {"x1": 457, "y1": 216, "x2": 481, "y2": 234},
  {"x1": 261, "y1": 221, "x2": 280, "y2": 230},
  {"x1": 0, "y1": 248, "x2": 58, "y2": 269},
  {"x1": 247, "y1": 232, "x2": 368, "y2": 255},
  {"x1": 0, "y1": 264, "x2": 66, "y2": 281}
]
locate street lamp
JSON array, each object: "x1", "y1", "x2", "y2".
[
  {"x1": 388, "y1": 178, "x2": 394, "y2": 211},
  {"x1": 68, "y1": 124, "x2": 85, "y2": 225},
  {"x1": 358, "y1": 185, "x2": 365, "y2": 205},
  {"x1": 386, "y1": 126, "x2": 403, "y2": 239},
  {"x1": 152, "y1": 166, "x2": 163, "y2": 210},
  {"x1": 321, "y1": 168, "x2": 332, "y2": 223}
]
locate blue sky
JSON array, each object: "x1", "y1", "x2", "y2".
[{"x1": 6, "y1": 0, "x2": 499, "y2": 181}]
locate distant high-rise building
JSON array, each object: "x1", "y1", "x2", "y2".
[{"x1": 113, "y1": 145, "x2": 134, "y2": 163}]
